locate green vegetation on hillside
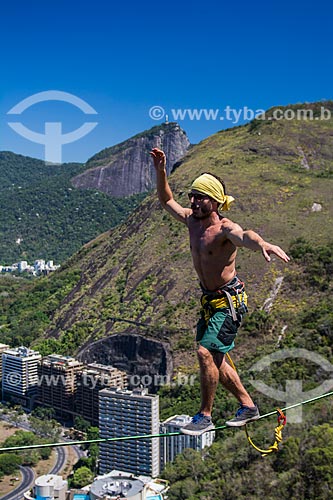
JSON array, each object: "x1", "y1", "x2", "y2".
[
  {"x1": 0, "y1": 265, "x2": 81, "y2": 347},
  {"x1": 160, "y1": 420, "x2": 333, "y2": 500},
  {"x1": 0, "y1": 151, "x2": 146, "y2": 264}
]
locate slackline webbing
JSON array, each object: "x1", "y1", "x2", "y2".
[{"x1": 0, "y1": 390, "x2": 332, "y2": 452}]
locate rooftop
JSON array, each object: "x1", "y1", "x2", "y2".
[
  {"x1": 3, "y1": 346, "x2": 40, "y2": 358},
  {"x1": 35, "y1": 474, "x2": 67, "y2": 488},
  {"x1": 90, "y1": 473, "x2": 145, "y2": 498},
  {"x1": 89, "y1": 471, "x2": 169, "y2": 499}
]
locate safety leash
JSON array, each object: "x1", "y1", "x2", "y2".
[{"x1": 244, "y1": 408, "x2": 287, "y2": 457}]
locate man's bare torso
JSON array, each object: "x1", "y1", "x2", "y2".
[{"x1": 188, "y1": 215, "x2": 237, "y2": 291}]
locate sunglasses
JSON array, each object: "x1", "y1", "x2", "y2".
[{"x1": 188, "y1": 192, "x2": 210, "y2": 201}]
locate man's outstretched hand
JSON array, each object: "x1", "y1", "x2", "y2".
[
  {"x1": 150, "y1": 148, "x2": 166, "y2": 171},
  {"x1": 261, "y1": 242, "x2": 290, "y2": 263}
]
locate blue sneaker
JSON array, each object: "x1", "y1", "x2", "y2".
[
  {"x1": 226, "y1": 404, "x2": 260, "y2": 427},
  {"x1": 180, "y1": 412, "x2": 215, "y2": 436}
]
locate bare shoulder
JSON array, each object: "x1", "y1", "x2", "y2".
[
  {"x1": 220, "y1": 217, "x2": 233, "y2": 227},
  {"x1": 220, "y1": 217, "x2": 240, "y2": 231},
  {"x1": 219, "y1": 217, "x2": 244, "y2": 242}
]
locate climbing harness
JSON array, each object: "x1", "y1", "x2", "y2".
[
  {"x1": 244, "y1": 408, "x2": 287, "y2": 457},
  {"x1": 200, "y1": 276, "x2": 248, "y2": 324}
]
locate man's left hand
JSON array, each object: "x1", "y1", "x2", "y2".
[{"x1": 261, "y1": 243, "x2": 290, "y2": 263}]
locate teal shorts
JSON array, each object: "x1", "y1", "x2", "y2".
[{"x1": 196, "y1": 308, "x2": 240, "y2": 354}]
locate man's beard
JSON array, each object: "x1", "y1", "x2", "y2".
[{"x1": 191, "y1": 204, "x2": 213, "y2": 219}]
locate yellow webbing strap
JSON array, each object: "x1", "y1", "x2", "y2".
[
  {"x1": 244, "y1": 409, "x2": 287, "y2": 457},
  {"x1": 223, "y1": 339, "x2": 286, "y2": 459},
  {"x1": 226, "y1": 352, "x2": 237, "y2": 372}
]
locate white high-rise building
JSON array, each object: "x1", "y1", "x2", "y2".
[
  {"x1": 34, "y1": 260, "x2": 45, "y2": 273},
  {"x1": 18, "y1": 261, "x2": 28, "y2": 272},
  {"x1": 99, "y1": 387, "x2": 160, "y2": 478},
  {"x1": 2, "y1": 346, "x2": 41, "y2": 408},
  {"x1": 160, "y1": 414, "x2": 215, "y2": 469},
  {"x1": 0, "y1": 344, "x2": 10, "y2": 382}
]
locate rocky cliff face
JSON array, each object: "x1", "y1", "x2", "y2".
[
  {"x1": 71, "y1": 122, "x2": 190, "y2": 197},
  {"x1": 77, "y1": 334, "x2": 173, "y2": 392}
]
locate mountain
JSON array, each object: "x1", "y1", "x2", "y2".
[
  {"x1": 71, "y1": 122, "x2": 190, "y2": 197},
  {"x1": 0, "y1": 152, "x2": 146, "y2": 264},
  {"x1": 0, "y1": 123, "x2": 189, "y2": 264},
  {"x1": 1, "y1": 101, "x2": 332, "y2": 359}
]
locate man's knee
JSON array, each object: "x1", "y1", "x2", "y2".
[
  {"x1": 197, "y1": 345, "x2": 212, "y2": 363},
  {"x1": 197, "y1": 345, "x2": 221, "y2": 368}
]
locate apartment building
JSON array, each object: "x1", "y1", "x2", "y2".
[
  {"x1": 2, "y1": 346, "x2": 41, "y2": 408},
  {"x1": 75, "y1": 363, "x2": 128, "y2": 426},
  {"x1": 37, "y1": 354, "x2": 84, "y2": 421},
  {"x1": 99, "y1": 387, "x2": 160, "y2": 477},
  {"x1": 36, "y1": 356, "x2": 128, "y2": 424},
  {"x1": 160, "y1": 414, "x2": 215, "y2": 470},
  {"x1": 0, "y1": 344, "x2": 10, "y2": 384}
]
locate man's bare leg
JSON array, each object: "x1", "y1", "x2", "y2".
[
  {"x1": 197, "y1": 345, "x2": 219, "y2": 416},
  {"x1": 217, "y1": 355, "x2": 254, "y2": 407},
  {"x1": 182, "y1": 346, "x2": 258, "y2": 434},
  {"x1": 180, "y1": 345, "x2": 218, "y2": 435}
]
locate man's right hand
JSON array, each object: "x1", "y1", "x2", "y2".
[
  {"x1": 150, "y1": 148, "x2": 166, "y2": 171},
  {"x1": 149, "y1": 147, "x2": 190, "y2": 224}
]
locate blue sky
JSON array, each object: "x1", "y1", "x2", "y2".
[{"x1": 1, "y1": 0, "x2": 332, "y2": 163}]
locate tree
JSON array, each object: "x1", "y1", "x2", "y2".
[
  {"x1": 82, "y1": 426, "x2": 99, "y2": 451},
  {"x1": 162, "y1": 449, "x2": 206, "y2": 485},
  {"x1": 0, "y1": 453, "x2": 22, "y2": 475},
  {"x1": 74, "y1": 416, "x2": 91, "y2": 433},
  {"x1": 86, "y1": 426, "x2": 99, "y2": 440},
  {"x1": 32, "y1": 406, "x2": 55, "y2": 420},
  {"x1": 273, "y1": 436, "x2": 300, "y2": 473},
  {"x1": 11, "y1": 412, "x2": 23, "y2": 428},
  {"x1": 72, "y1": 466, "x2": 94, "y2": 488},
  {"x1": 39, "y1": 440, "x2": 52, "y2": 460},
  {"x1": 3, "y1": 430, "x2": 35, "y2": 448},
  {"x1": 168, "y1": 478, "x2": 199, "y2": 500},
  {"x1": 301, "y1": 424, "x2": 333, "y2": 499},
  {"x1": 28, "y1": 416, "x2": 61, "y2": 439}
]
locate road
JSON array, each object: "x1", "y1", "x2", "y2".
[
  {"x1": 0, "y1": 414, "x2": 85, "y2": 499},
  {"x1": 2, "y1": 443, "x2": 85, "y2": 500},
  {"x1": 49, "y1": 445, "x2": 67, "y2": 475},
  {"x1": 1, "y1": 465, "x2": 34, "y2": 500},
  {"x1": 72, "y1": 443, "x2": 86, "y2": 460}
]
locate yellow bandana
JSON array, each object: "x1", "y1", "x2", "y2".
[{"x1": 191, "y1": 173, "x2": 235, "y2": 211}]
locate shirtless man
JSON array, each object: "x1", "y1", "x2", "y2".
[{"x1": 150, "y1": 148, "x2": 290, "y2": 435}]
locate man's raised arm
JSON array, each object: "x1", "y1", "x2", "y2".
[{"x1": 150, "y1": 148, "x2": 191, "y2": 224}]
